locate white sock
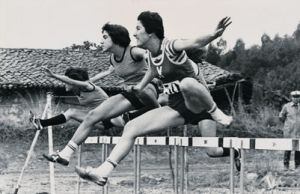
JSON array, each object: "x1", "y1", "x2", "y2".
[
  {"x1": 207, "y1": 103, "x2": 217, "y2": 114},
  {"x1": 95, "y1": 158, "x2": 117, "y2": 177},
  {"x1": 59, "y1": 141, "x2": 78, "y2": 161},
  {"x1": 208, "y1": 105, "x2": 233, "y2": 126}
]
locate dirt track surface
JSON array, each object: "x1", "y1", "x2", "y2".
[{"x1": 1, "y1": 137, "x2": 300, "y2": 194}]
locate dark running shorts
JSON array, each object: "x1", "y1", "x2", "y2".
[
  {"x1": 121, "y1": 80, "x2": 161, "y2": 109},
  {"x1": 168, "y1": 93, "x2": 212, "y2": 125},
  {"x1": 102, "y1": 119, "x2": 114, "y2": 129},
  {"x1": 121, "y1": 91, "x2": 145, "y2": 109}
]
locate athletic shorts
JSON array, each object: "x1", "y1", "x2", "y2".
[
  {"x1": 121, "y1": 91, "x2": 145, "y2": 109},
  {"x1": 168, "y1": 93, "x2": 212, "y2": 125},
  {"x1": 102, "y1": 119, "x2": 114, "y2": 129},
  {"x1": 121, "y1": 80, "x2": 161, "y2": 109}
]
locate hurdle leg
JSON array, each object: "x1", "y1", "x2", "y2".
[
  {"x1": 47, "y1": 93, "x2": 56, "y2": 194},
  {"x1": 137, "y1": 145, "x2": 141, "y2": 193},
  {"x1": 180, "y1": 146, "x2": 184, "y2": 194},
  {"x1": 76, "y1": 145, "x2": 82, "y2": 194},
  {"x1": 239, "y1": 141, "x2": 245, "y2": 194},
  {"x1": 182, "y1": 125, "x2": 188, "y2": 194},
  {"x1": 174, "y1": 143, "x2": 179, "y2": 194},
  {"x1": 104, "y1": 144, "x2": 109, "y2": 194},
  {"x1": 229, "y1": 140, "x2": 234, "y2": 194},
  {"x1": 134, "y1": 145, "x2": 137, "y2": 194},
  {"x1": 184, "y1": 146, "x2": 189, "y2": 194},
  {"x1": 101, "y1": 144, "x2": 106, "y2": 194}
]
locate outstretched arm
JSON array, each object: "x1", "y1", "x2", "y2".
[
  {"x1": 90, "y1": 65, "x2": 114, "y2": 82},
  {"x1": 173, "y1": 17, "x2": 232, "y2": 52},
  {"x1": 43, "y1": 67, "x2": 93, "y2": 90}
]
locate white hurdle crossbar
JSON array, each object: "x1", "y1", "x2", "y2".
[{"x1": 83, "y1": 136, "x2": 300, "y2": 194}]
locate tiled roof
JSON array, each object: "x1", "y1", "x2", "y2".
[{"x1": 0, "y1": 48, "x2": 242, "y2": 90}]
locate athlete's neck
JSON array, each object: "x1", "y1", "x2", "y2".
[
  {"x1": 146, "y1": 38, "x2": 163, "y2": 57},
  {"x1": 111, "y1": 45, "x2": 126, "y2": 60}
]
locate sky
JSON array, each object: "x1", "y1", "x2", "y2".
[{"x1": 0, "y1": 0, "x2": 300, "y2": 50}]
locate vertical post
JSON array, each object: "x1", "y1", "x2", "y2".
[
  {"x1": 134, "y1": 145, "x2": 137, "y2": 194},
  {"x1": 229, "y1": 139, "x2": 234, "y2": 194},
  {"x1": 137, "y1": 144, "x2": 141, "y2": 194},
  {"x1": 180, "y1": 142, "x2": 184, "y2": 194},
  {"x1": 134, "y1": 143, "x2": 141, "y2": 194},
  {"x1": 104, "y1": 144, "x2": 108, "y2": 194},
  {"x1": 174, "y1": 139, "x2": 178, "y2": 194},
  {"x1": 76, "y1": 146, "x2": 82, "y2": 194},
  {"x1": 180, "y1": 125, "x2": 188, "y2": 194},
  {"x1": 101, "y1": 144, "x2": 105, "y2": 194},
  {"x1": 183, "y1": 126, "x2": 188, "y2": 194},
  {"x1": 47, "y1": 92, "x2": 56, "y2": 194},
  {"x1": 240, "y1": 141, "x2": 244, "y2": 194}
]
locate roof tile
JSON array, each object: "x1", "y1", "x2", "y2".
[{"x1": 0, "y1": 48, "x2": 242, "y2": 90}]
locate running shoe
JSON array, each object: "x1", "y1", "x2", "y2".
[
  {"x1": 29, "y1": 111, "x2": 43, "y2": 130},
  {"x1": 43, "y1": 152, "x2": 69, "y2": 166},
  {"x1": 75, "y1": 166, "x2": 108, "y2": 186}
]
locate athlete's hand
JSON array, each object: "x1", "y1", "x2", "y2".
[
  {"x1": 42, "y1": 67, "x2": 55, "y2": 77},
  {"x1": 214, "y1": 17, "x2": 232, "y2": 38},
  {"x1": 207, "y1": 81, "x2": 216, "y2": 90}
]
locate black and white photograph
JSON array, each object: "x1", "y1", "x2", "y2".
[{"x1": 1, "y1": 0, "x2": 300, "y2": 193}]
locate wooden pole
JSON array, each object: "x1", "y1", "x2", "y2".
[{"x1": 47, "y1": 92, "x2": 56, "y2": 194}]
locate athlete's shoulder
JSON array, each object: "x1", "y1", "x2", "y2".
[{"x1": 130, "y1": 46, "x2": 147, "y2": 62}]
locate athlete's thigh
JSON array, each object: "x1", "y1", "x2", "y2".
[
  {"x1": 137, "y1": 84, "x2": 158, "y2": 105},
  {"x1": 90, "y1": 94, "x2": 134, "y2": 120},
  {"x1": 69, "y1": 109, "x2": 90, "y2": 122},
  {"x1": 123, "y1": 106, "x2": 185, "y2": 137},
  {"x1": 198, "y1": 119, "x2": 217, "y2": 137}
]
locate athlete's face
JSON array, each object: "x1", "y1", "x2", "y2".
[
  {"x1": 134, "y1": 20, "x2": 150, "y2": 48},
  {"x1": 100, "y1": 31, "x2": 113, "y2": 52}
]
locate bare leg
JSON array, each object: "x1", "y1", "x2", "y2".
[
  {"x1": 137, "y1": 83, "x2": 160, "y2": 108},
  {"x1": 36, "y1": 108, "x2": 88, "y2": 128},
  {"x1": 56, "y1": 94, "x2": 134, "y2": 162},
  {"x1": 63, "y1": 108, "x2": 89, "y2": 122},
  {"x1": 198, "y1": 119, "x2": 224, "y2": 156},
  {"x1": 180, "y1": 77, "x2": 214, "y2": 113},
  {"x1": 180, "y1": 77, "x2": 232, "y2": 126},
  {"x1": 71, "y1": 94, "x2": 134, "y2": 145},
  {"x1": 88, "y1": 106, "x2": 185, "y2": 178}
]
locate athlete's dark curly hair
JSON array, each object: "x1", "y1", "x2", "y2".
[
  {"x1": 137, "y1": 11, "x2": 164, "y2": 40},
  {"x1": 65, "y1": 67, "x2": 89, "y2": 81},
  {"x1": 102, "y1": 23, "x2": 131, "y2": 47}
]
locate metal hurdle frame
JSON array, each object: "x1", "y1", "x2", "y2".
[{"x1": 82, "y1": 135, "x2": 300, "y2": 194}]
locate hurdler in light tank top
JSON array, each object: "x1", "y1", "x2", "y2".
[
  {"x1": 110, "y1": 46, "x2": 148, "y2": 85},
  {"x1": 77, "y1": 82, "x2": 108, "y2": 109}
]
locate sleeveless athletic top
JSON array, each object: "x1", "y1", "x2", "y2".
[
  {"x1": 77, "y1": 82, "x2": 108, "y2": 108},
  {"x1": 146, "y1": 38, "x2": 197, "y2": 95},
  {"x1": 110, "y1": 46, "x2": 148, "y2": 85}
]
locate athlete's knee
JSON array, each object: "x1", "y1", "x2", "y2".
[
  {"x1": 182, "y1": 78, "x2": 208, "y2": 95},
  {"x1": 84, "y1": 109, "x2": 102, "y2": 125},
  {"x1": 180, "y1": 78, "x2": 198, "y2": 92},
  {"x1": 122, "y1": 121, "x2": 139, "y2": 139},
  {"x1": 65, "y1": 108, "x2": 77, "y2": 115}
]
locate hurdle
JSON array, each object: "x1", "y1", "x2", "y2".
[
  {"x1": 82, "y1": 135, "x2": 300, "y2": 194},
  {"x1": 14, "y1": 92, "x2": 55, "y2": 194}
]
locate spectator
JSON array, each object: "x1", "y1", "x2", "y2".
[{"x1": 279, "y1": 90, "x2": 300, "y2": 170}]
